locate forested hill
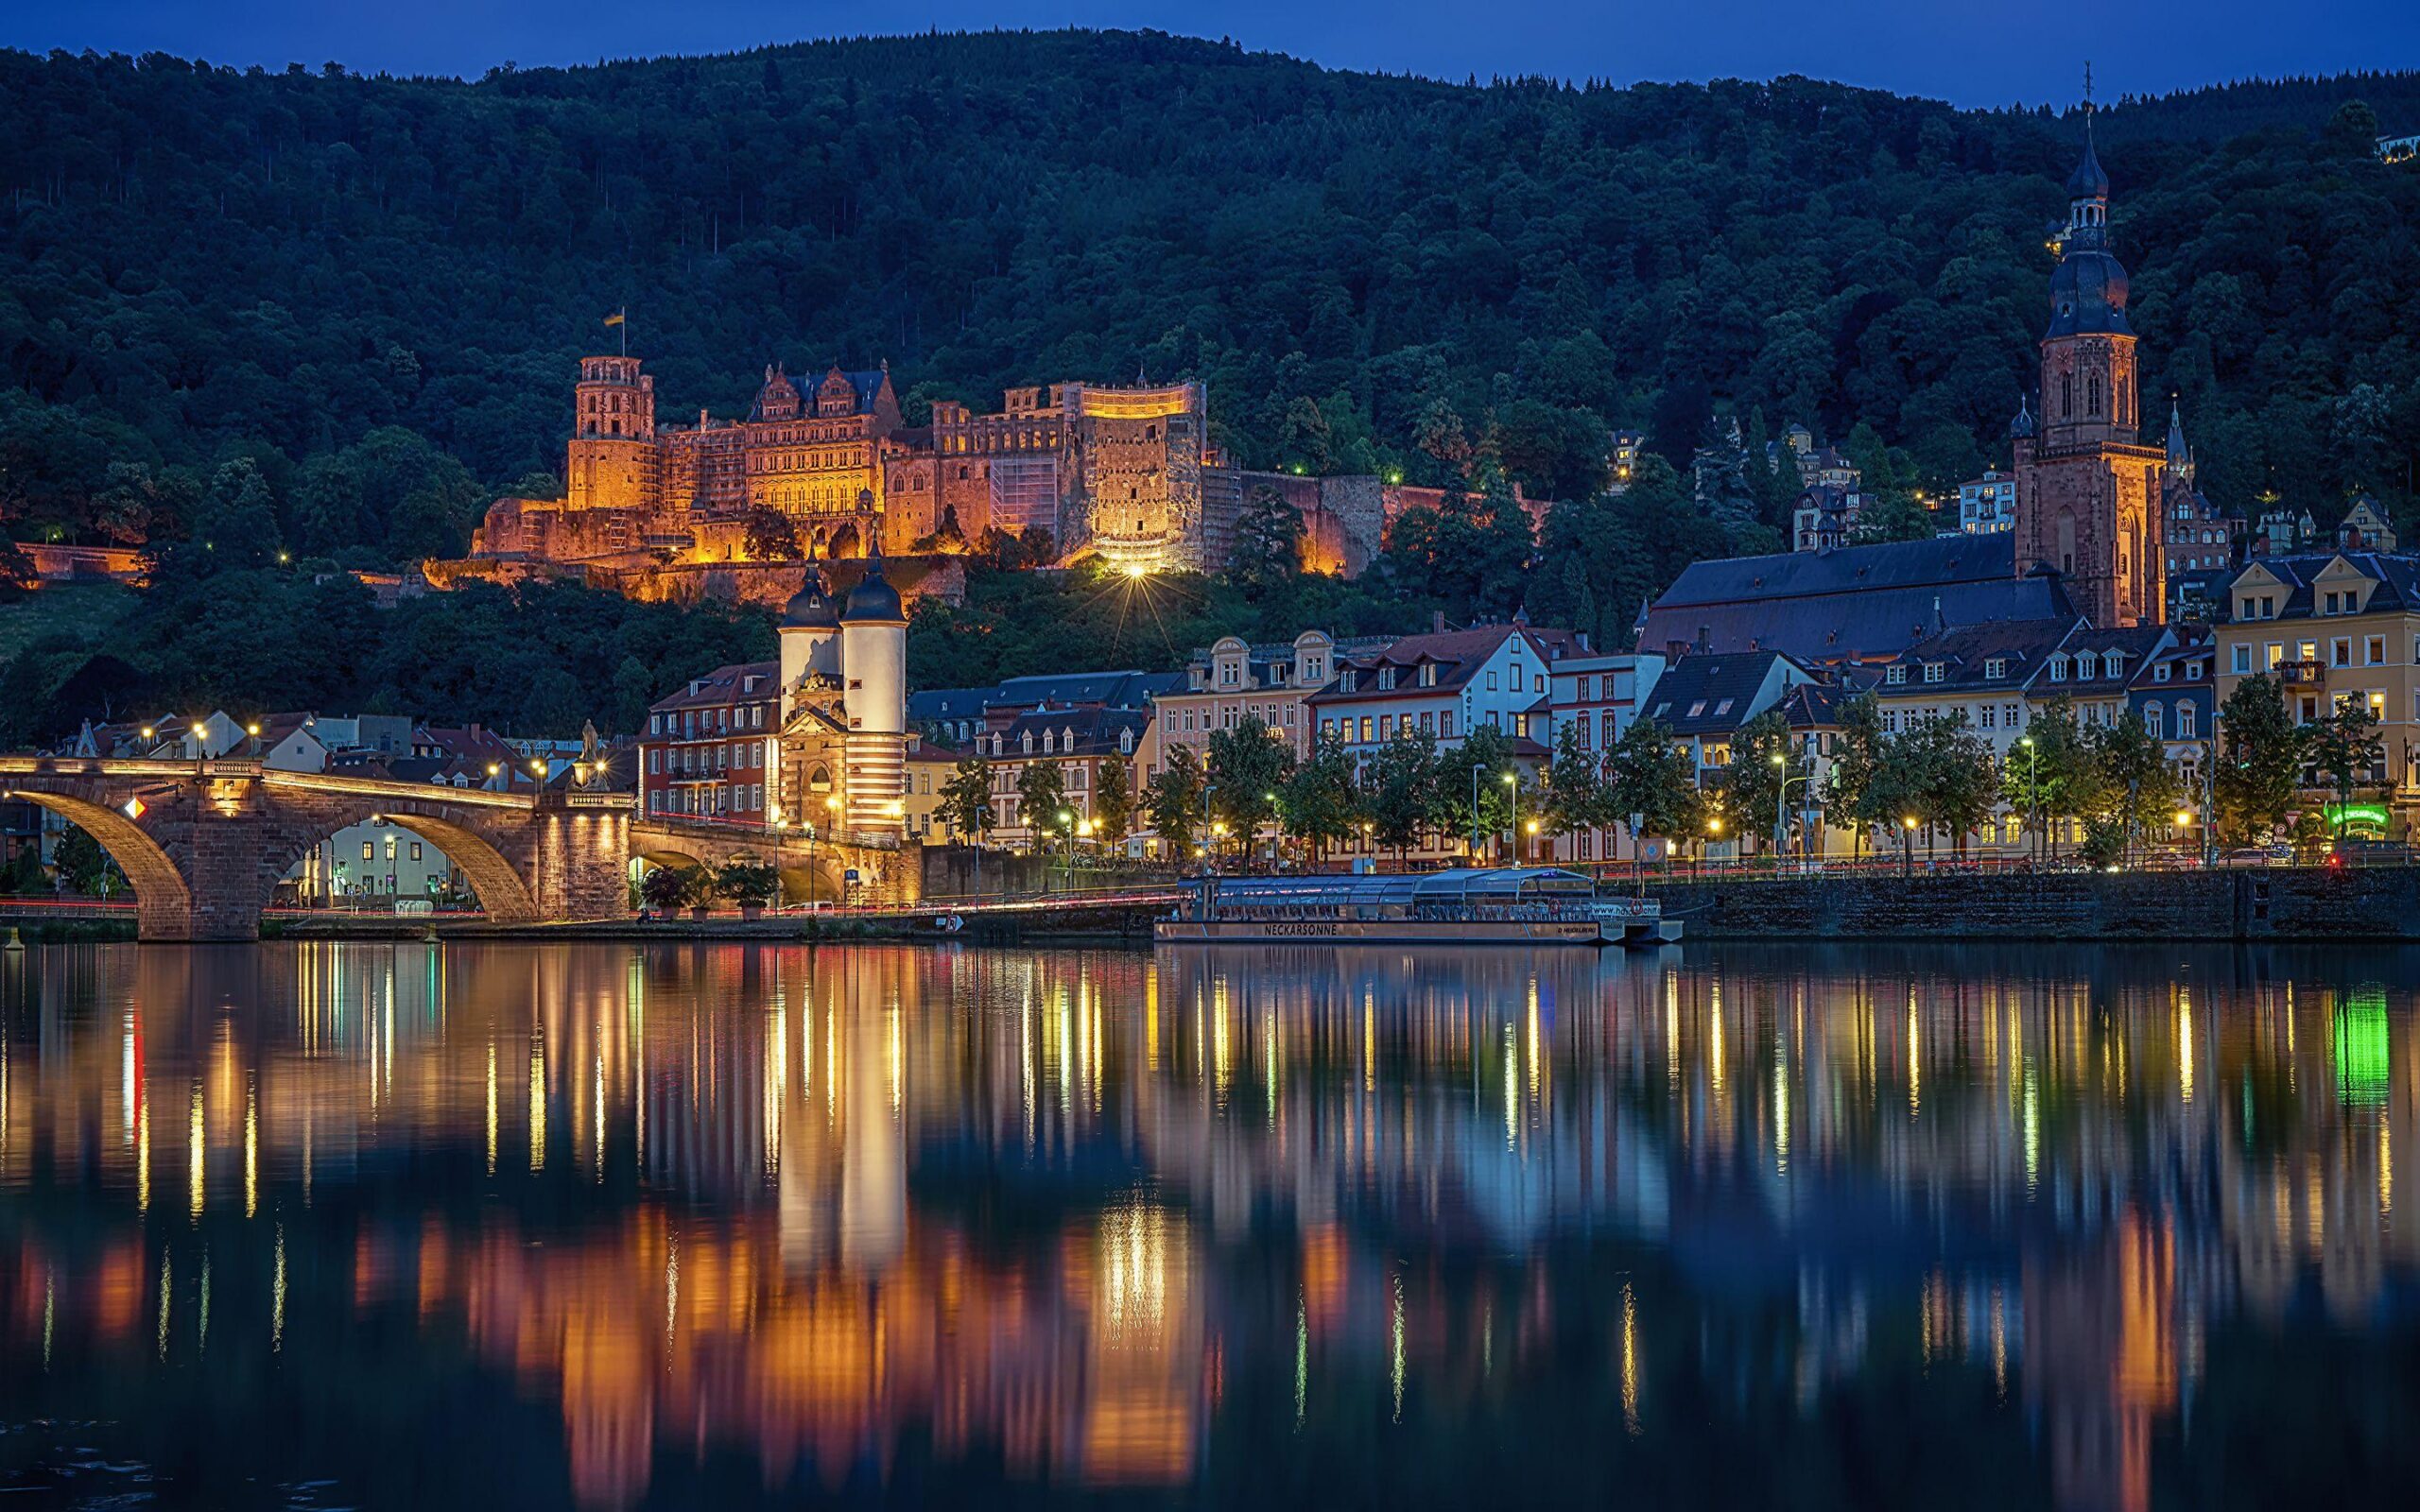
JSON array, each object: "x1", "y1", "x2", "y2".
[{"x1": 2, "y1": 28, "x2": 2418, "y2": 570}]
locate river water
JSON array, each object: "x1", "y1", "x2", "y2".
[{"x1": 0, "y1": 939, "x2": 2412, "y2": 1508}]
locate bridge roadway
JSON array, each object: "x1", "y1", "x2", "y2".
[{"x1": 0, "y1": 757, "x2": 907, "y2": 942}]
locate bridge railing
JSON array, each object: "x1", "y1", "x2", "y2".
[{"x1": 632, "y1": 814, "x2": 901, "y2": 850}]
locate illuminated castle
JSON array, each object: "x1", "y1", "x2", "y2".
[
  {"x1": 457, "y1": 354, "x2": 1391, "y2": 587},
  {"x1": 474, "y1": 358, "x2": 1240, "y2": 575}
]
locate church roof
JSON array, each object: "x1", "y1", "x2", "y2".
[{"x1": 1641, "y1": 534, "x2": 2075, "y2": 664}]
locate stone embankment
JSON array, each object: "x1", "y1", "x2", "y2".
[{"x1": 1651, "y1": 867, "x2": 2420, "y2": 941}]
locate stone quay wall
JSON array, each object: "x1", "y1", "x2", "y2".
[{"x1": 1650, "y1": 867, "x2": 2420, "y2": 942}]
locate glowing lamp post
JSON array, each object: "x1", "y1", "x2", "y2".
[{"x1": 1902, "y1": 814, "x2": 1920, "y2": 878}]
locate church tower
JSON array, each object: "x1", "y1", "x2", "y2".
[{"x1": 2013, "y1": 96, "x2": 2167, "y2": 627}]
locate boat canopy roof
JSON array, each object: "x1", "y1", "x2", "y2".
[{"x1": 1192, "y1": 868, "x2": 1596, "y2": 909}]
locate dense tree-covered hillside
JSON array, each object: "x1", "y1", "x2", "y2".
[{"x1": 4, "y1": 28, "x2": 2418, "y2": 573}]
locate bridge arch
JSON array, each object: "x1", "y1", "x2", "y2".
[
  {"x1": 5, "y1": 787, "x2": 194, "y2": 940},
  {"x1": 262, "y1": 800, "x2": 542, "y2": 925}
]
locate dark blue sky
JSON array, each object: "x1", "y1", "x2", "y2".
[{"x1": 8, "y1": 0, "x2": 2418, "y2": 108}]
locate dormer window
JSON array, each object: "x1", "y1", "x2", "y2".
[
  {"x1": 1119, "y1": 729, "x2": 1134, "y2": 754},
  {"x1": 1886, "y1": 666, "x2": 1907, "y2": 685},
  {"x1": 1984, "y1": 658, "x2": 2006, "y2": 679},
  {"x1": 1377, "y1": 667, "x2": 1397, "y2": 691},
  {"x1": 1021, "y1": 730, "x2": 1034, "y2": 754},
  {"x1": 2048, "y1": 656, "x2": 2068, "y2": 682},
  {"x1": 1923, "y1": 663, "x2": 1945, "y2": 684},
  {"x1": 2105, "y1": 653, "x2": 2125, "y2": 679},
  {"x1": 1418, "y1": 662, "x2": 1438, "y2": 688}
]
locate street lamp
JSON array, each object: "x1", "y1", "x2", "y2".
[
  {"x1": 1772, "y1": 748, "x2": 1813, "y2": 865},
  {"x1": 1502, "y1": 771, "x2": 1519, "y2": 867},
  {"x1": 1902, "y1": 814, "x2": 1919, "y2": 878},
  {"x1": 2017, "y1": 735, "x2": 2038, "y2": 862}
]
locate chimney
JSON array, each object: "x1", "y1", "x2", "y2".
[
  {"x1": 1695, "y1": 625, "x2": 1711, "y2": 654},
  {"x1": 1431, "y1": 610, "x2": 1447, "y2": 634}
]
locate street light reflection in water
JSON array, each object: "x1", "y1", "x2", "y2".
[{"x1": 0, "y1": 938, "x2": 2413, "y2": 1509}]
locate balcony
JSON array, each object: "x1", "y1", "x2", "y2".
[{"x1": 2276, "y1": 659, "x2": 2327, "y2": 687}]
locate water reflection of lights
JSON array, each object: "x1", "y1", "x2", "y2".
[
  {"x1": 1097, "y1": 1198, "x2": 1174, "y2": 1345},
  {"x1": 2, "y1": 943, "x2": 2418, "y2": 1512}
]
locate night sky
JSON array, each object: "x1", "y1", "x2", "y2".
[{"x1": 5, "y1": 0, "x2": 2417, "y2": 109}]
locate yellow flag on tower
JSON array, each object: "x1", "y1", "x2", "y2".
[{"x1": 602, "y1": 309, "x2": 625, "y2": 326}]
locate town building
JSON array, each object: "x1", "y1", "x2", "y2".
[
  {"x1": 1791, "y1": 484, "x2": 1865, "y2": 551},
  {"x1": 2128, "y1": 636, "x2": 2217, "y2": 811},
  {"x1": 1636, "y1": 650, "x2": 1817, "y2": 858},
  {"x1": 2160, "y1": 404, "x2": 2237, "y2": 586},
  {"x1": 2338, "y1": 496, "x2": 2399, "y2": 553},
  {"x1": 973, "y1": 706, "x2": 1152, "y2": 851},
  {"x1": 1868, "y1": 617, "x2": 2178, "y2": 850},
  {"x1": 1153, "y1": 630, "x2": 1390, "y2": 769},
  {"x1": 1309, "y1": 619, "x2": 1584, "y2": 764},
  {"x1": 641, "y1": 661, "x2": 783, "y2": 825},
  {"x1": 1545, "y1": 651, "x2": 1668, "y2": 759},
  {"x1": 911, "y1": 670, "x2": 1184, "y2": 748},
  {"x1": 1608, "y1": 431, "x2": 1646, "y2": 490},
  {"x1": 2212, "y1": 552, "x2": 2420, "y2": 807},
  {"x1": 1959, "y1": 471, "x2": 2017, "y2": 534}
]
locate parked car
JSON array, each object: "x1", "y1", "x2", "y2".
[
  {"x1": 2327, "y1": 838, "x2": 2411, "y2": 868},
  {"x1": 2218, "y1": 845, "x2": 2292, "y2": 868}
]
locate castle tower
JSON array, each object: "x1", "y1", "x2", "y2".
[
  {"x1": 2012, "y1": 100, "x2": 2166, "y2": 627},
  {"x1": 566, "y1": 355, "x2": 662, "y2": 511},
  {"x1": 838, "y1": 541, "x2": 908, "y2": 837},
  {"x1": 776, "y1": 566, "x2": 841, "y2": 710}
]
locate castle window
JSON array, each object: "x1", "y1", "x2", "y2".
[{"x1": 2060, "y1": 375, "x2": 2073, "y2": 420}]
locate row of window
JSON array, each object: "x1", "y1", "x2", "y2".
[
  {"x1": 646, "y1": 783, "x2": 765, "y2": 816},
  {"x1": 1171, "y1": 703, "x2": 1297, "y2": 734},
  {"x1": 2228, "y1": 635, "x2": 2408, "y2": 674},
  {"x1": 1322, "y1": 710, "x2": 1461, "y2": 746},
  {"x1": 647, "y1": 741, "x2": 769, "y2": 776},
  {"x1": 972, "y1": 727, "x2": 1139, "y2": 757},
  {"x1": 648, "y1": 703, "x2": 770, "y2": 737}
]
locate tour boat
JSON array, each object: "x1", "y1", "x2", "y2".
[{"x1": 1154, "y1": 867, "x2": 1679, "y2": 948}]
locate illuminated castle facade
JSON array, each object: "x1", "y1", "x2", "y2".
[{"x1": 475, "y1": 357, "x2": 1278, "y2": 576}]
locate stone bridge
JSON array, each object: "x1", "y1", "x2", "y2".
[
  {"x1": 1, "y1": 758, "x2": 634, "y2": 941},
  {"x1": 628, "y1": 815, "x2": 913, "y2": 906}
]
